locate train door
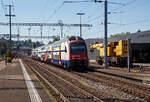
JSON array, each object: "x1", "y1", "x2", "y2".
[
  {"x1": 59, "y1": 46, "x2": 61, "y2": 65},
  {"x1": 51, "y1": 48, "x2": 53, "y2": 63}
]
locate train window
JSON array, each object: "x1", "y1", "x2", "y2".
[
  {"x1": 65, "y1": 46, "x2": 67, "y2": 53},
  {"x1": 70, "y1": 42, "x2": 87, "y2": 53}
]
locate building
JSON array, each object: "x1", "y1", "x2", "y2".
[
  {"x1": 85, "y1": 30, "x2": 150, "y2": 63},
  {"x1": 85, "y1": 38, "x2": 103, "y2": 60}
]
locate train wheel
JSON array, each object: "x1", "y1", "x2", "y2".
[{"x1": 63, "y1": 63, "x2": 67, "y2": 68}]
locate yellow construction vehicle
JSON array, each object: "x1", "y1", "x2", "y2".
[{"x1": 89, "y1": 40, "x2": 128, "y2": 66}]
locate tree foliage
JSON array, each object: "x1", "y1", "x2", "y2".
[
  {"x1": 137, "y1": 29, "x2": 141, "y2": 33},
  {"x1": 0, "y1": 39, "x2": 9, "y2": 56},
  {"x1": 53, "y1": 36, "x2": 60, "y2": 42},
  {"x1": 110, "y1": 32, "x2": 130, "y2": 38},
  {"x1": 6, "y1": 49, "x2": 12, "y2": 58},
  {"x1": 48, "y1": 41, "x2": 53, "y2": 44}
]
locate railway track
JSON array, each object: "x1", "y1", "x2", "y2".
[
  {"x1": 73, "y1": 71, "x2": 150, "y2": 100},
  {"x1": 23, "y1": 58, "x2": 104, "y2": 102},
  {"x1": 23, "y1": 57, "x2": 150, "y2": 101}
]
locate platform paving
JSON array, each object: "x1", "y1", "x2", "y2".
[{"x1": 0, "y1": 59, "x2": 51, "y2": 102}]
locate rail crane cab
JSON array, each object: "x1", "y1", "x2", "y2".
[{"x1": 51, "y1": 36, "x2": 89, "y2": 69}]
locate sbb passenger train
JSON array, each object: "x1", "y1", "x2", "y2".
[{"x1": 31, "y1": 36, "x2": 89, "y2": 69}]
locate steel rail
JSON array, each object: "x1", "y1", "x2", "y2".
[
  {"x1": 24, "y1": 61, "x2": 70, "y2": 102},
  {"x1": 74, "y1": 72, "x2": 150, "y2": 100},
  {"x1": 26, "y1": 59, "x2": 104, "y2": 102}
]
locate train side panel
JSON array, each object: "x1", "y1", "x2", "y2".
[
  {"x1": 31, "y1": 36, "x2": 89, "y2": 70},
  {"x1": 61, "y1": 42, "x2": 70, "y2": 68}
]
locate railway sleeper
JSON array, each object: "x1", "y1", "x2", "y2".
[{"x1": 24, "y1": 62, "x2": 70, "y2": 102}]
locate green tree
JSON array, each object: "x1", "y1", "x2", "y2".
[
  {"x1": 25, "y1": 39, "x2": 32, "y2": 47},
  {"x1": 0, "y1": 40, "x2": 9, "y2": 56},
  {"x1": 53, "y1": 36, "x2": 60, "y2": 42},
  {"x1": 137, "y1": 29, "x2": 141, "y2": 33},
  {"x1": 6, "y1": 49, "x2": 13, "y2": 62},
  {"x1": 125, "y1": 32, "x2": 130, "y2": 35},
  {"x1": 110, "y1": 32, "x2": 130, "y2": 38},
  {"x1": 48, "y1": 41, "x2": 53, "y2": 44},
  {"x1": 32, "y1": 42, "x2": 36, "y2": 49}
]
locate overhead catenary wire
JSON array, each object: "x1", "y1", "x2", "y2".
[
  {"x1": 124, "y1": 18, "x2": 150, "y2": 26},
  {"x1": 46, "y1": 2, "x2": 65, "y2": 22},
  {"x1": 109, "y1": 18, "x2": 150, "y2": 30},
  {"x1": 84, "y1": 0, "x2": 138, "y2": 39},
  {"x1": 11, "y1": 0, "x2": 19, "y2": 40},
  {"x1": 84, "y1": 0, "x2": 137, "y2": 24},
  {"x1": 38, "y1": 0, "x2": 50, "y2": 22},
  {"x1": 105, "y1": 18, "x2": 150, "y2": 36},
  {"x1": 0, "y1": 0, "x2": 7, "y2": 15},
  {"x1": 63, "y1": 0, "x2": 92, "y2": 3},
  {"x1": 109, "y1": 0, "x2": 137, "y2": 13}
]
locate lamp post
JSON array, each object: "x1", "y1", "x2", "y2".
[{"x1": 77, "y1": 13, "x2": 85, "y2": 38}]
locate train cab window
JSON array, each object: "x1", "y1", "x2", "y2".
[{"x1": 70, "y1": 42, "x2": 87, "y2": 53}]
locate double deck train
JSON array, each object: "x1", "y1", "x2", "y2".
[{"x1": 31, "y1": 36, "x2": 89, "y2": 69}]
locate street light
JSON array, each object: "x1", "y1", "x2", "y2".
[{"x1": 77, "y1": 13, "x2": 85, "y2": 38}]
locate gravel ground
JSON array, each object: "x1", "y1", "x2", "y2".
[
  {"x1": 69, "y1": 73, "x2": 147, "y2": 102},
  {"x1": 41, "y1": 63, "x2": 148, "y2": 102},
  {"x1": 30, "y1": 59, "x2": 149, "y2": 102}
]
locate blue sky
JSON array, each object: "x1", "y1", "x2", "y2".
[{"x1": 0, "y1": 0, "x2": 150, "y2": 44}]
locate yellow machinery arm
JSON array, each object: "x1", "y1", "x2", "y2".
[{"x1": 89, "y1": 40, "x2": 128, "y2": 57}]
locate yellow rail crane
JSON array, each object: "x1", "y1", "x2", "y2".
[{"x1": 89, "y1": 40, "x2": 128, "y2": 66}]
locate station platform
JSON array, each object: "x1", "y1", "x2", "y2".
[
  {"x1": 0, "y1": 59, "x2": 52, "y2": 102},
  {"x1": 90, "y1": 60, "x2": 150, "y2": 85}
]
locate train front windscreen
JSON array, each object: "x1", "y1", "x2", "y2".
[{"x1": 70, "y1": 42, "x2": 87, "y2": 53}]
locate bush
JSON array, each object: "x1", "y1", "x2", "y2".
[
  {"x1": 7, "y1": 57, "x2": 12, "y2": 63},
  {"x1": 6, "y1": 50, "x2": 13, "y2": 63}
]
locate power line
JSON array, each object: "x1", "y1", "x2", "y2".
[
  {"x1": 84, "y1": 0, "x2": 136, "y2": 23},
  {"x1": 109, "y1": 0, "x2": 137, "y2": 13},
  {"x1": 46, "y1": 2, "x2": 64, "y2": 22},
  {"x1": 85, "y1": 15, "x2": 103, "y2": 23},
  {"x1": 63, "y1": 0, "x2": 92, "y2": 3},
  {"x1": 109, "y1": 18, "x2": 150, "y2": 27},
  {"x1": 103, "y1": 18, "x2": 150, "y2": 37},
  {"x1": 0, "y1": 0, "x2": 7, "y2": 15},
  {"x1": 123, "y1": 19, "x2": 150, "y2": 26},
  {"x1": 38, "y1": 0, "x2": 50, "y2": 22}
]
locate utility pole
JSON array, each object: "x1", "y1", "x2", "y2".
[
  {"x1": 128, "y1": 39, "x2": 131, "y2": 72},
  {"x1": 5, "y1": 5, "x2": 15, "y2": 48},
  {"x1": 104, "y1": 0, "x2": 108, "y2": 68},
  {"x1": 17, "y1": 26, "x2": 20, "y2": 43},
  {"x1": 40, "y1": 26, "x2": 43, "y2": 38},
  {"x1": 17, "y1": 26, "x2": 20, "y2": 50},
  {"x1": 28, "y1": 26, "x2": 31, "y2": 39},
  {"x1": 58, "y1": 20, "x2": 63, "y2": 38},
  {"x1": 60, "y1": 25, "x2": 63, "y2": 38},
  {"x1": 94, "y1": 0, "x2": 108, "y2": 68},
  {"x1": 77, "y1": 13, "x2": 85, "y2": 38}
]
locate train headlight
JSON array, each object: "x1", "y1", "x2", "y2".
[{"x1": 83, "y1": 57, "x2": 87, "y2": 60}]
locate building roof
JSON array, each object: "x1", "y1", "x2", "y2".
[{"x1": 108, "y1": 30, "x2": 150, "y2": 43}]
